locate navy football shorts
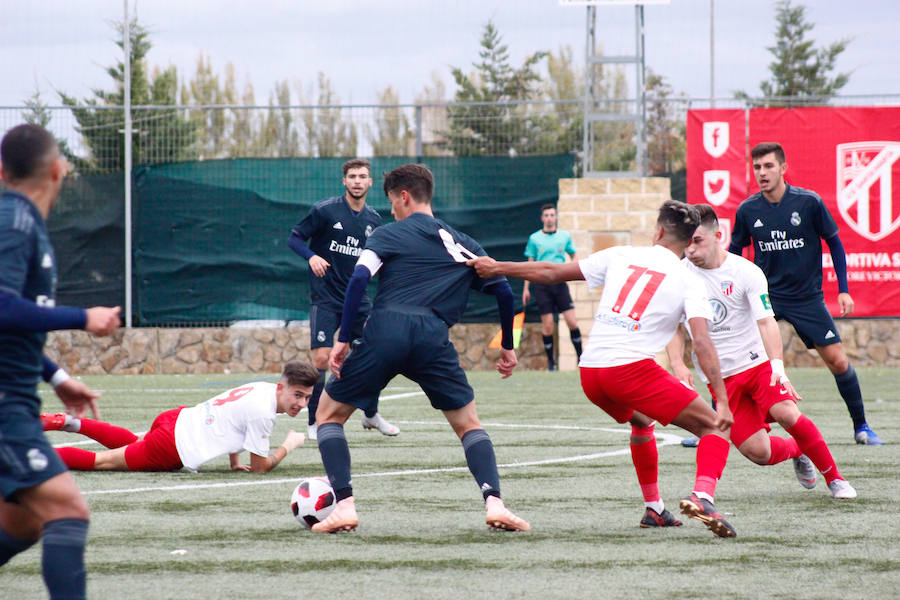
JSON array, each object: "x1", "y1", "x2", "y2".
[
  {"x1": 532, "y1": 281, "x2": 574, "y2": 315},
  {"x1": 309, "y1": 304, "x2": 369, "y2": 349},
  {"x1": 0, "y1": 395, "x2": 69, "y2": 502},
  {"x1": 325, "y1": 307, "x2": 474, "y2": 413},
  {"x1": 771, "y1": 295, "x2": 842, "y2": 349}
]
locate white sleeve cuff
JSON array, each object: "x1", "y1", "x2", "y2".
[{"x1": 50, "y1": 369, "x2": 71, "y2": 387}]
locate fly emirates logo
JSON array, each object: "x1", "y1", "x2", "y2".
[
  {"x1": 757, "y1": 229, "x2": 805, "y2": 252},
  {"x1": 329, "y1": 234, "x2": 363, "y2": 257}
]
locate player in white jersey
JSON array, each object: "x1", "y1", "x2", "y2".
[
  {"x1": 667, "y1": 204, "x2": 856, "y2": 499},
  {"x1": 470, "y1": 200, "x2": 739, "y2": 538},
  {"x1": 41, "y1": 361, "x2": 319, "y2": 473}
]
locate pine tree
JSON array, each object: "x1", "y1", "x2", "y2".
[
  {"x1": 446, "y1": 21, "x2": 547, "y2": 156},
  {"x1": 59, "y1": 19, "x2": 196, "y2": 172},
  {"x1": 738, "y1": 0, "x2": 850, "y2": 105}
]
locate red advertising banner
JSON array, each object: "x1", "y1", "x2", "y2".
[
  {"x1": 688, "y1": 107, "x2": 900, "y2": 317},
  {"x1": 686, "y1": 109, "x2": 747, "y2": 249}
]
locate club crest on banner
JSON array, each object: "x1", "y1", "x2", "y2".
[
  {"x1": 703, "y1": 170, "x2": 730, "y2": 206},
  {"x1": 702, "y1": 122, "x2": 729, "y2": 158},
  {"x1": 836, "y1": 142, "x2": 900, "y2": 242},
  {"x1": 720, "y1": 280, "x2": 733, "y2": 296}
]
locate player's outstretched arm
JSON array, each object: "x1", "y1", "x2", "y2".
[
  {"x1": 687, "y1": 317, "x2": 733, "y2": 431},
  {"x1": 248, "y1": 430, "x2": 306, "y2": 473},
  {"x1": 757, "y1": 317, "x2": 801, "y2": 401},
  {"x1": 665, "y1": 325, "x2": 694, "y2": 388},
  {"x1": 85, "y1": 306, "x2": 121, "y2": 336},
  {"x1": 42, "y1": 356, "x2": 102, "y2": 419},
  {"x1": 466, "y1": 257, "x2": 583, "y2": 284},
  {"x1": 230, "y1": 453, "x2": 251, "y2": 472}
]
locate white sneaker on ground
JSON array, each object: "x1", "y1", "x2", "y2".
[
  {"x1": 307, "y1": 423, "x2": 318, "y2": 441},
  {"x1": 828, "y1": 479, "x2": 857, "y2": 499},
  {"x1": 361, "y1": 413, "x2": 399, "y2": 436},
  {"x1": 792, "y1": 455, "x2": 817, "y2": 489}
]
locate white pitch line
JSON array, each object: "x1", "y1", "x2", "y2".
[{"x1": 81, "y1": 427, "x2": 683, "y2": 497}]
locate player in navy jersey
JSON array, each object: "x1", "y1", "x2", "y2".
[
  {"x1": 287, "y1": 158, "x2": 398, "y2": 440},
  {"x1": 730, "y1": 142, "x2": 882, "y2": 445},
  {"x1": 523, "y1": 204, "x2": 582, "y2": 370},
  {"x1": 0, "y1": 124, "x2": 120, "y2": 600},
  {"x1": 309, "y1": 163, "x2": 529, "y2": 533}
]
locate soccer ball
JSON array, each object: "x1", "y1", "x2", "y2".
[{"x1": 290, "y1": 477, "x2": 336, "y2": 528}]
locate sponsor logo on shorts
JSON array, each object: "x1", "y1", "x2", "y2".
[
  {"x1": 317, "y1": 331, "x2": 326, "y2": 343},
  {"x1": 27, "y1": 448, "x2": 49, "y2": 471},
  {"x1": 824, "y1": 330, "x2": 836, "y2": 339}
]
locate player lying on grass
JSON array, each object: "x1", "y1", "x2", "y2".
[
  {"x1": 667, "y1": 203, "x2": 856, "y2": 499},
  {"x1": 42, "y1": 361, "x2": 318, "y2": 473},
  {"x1": 469, "y1": 200, "x2": 738, "y2": 538}
]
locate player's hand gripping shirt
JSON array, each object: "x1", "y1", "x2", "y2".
[
  {"x1": 364, "y1": 212, "x2": 503, "y2": 327},
  {"x1": 174, "y1": 382, "x2": 277, "y2": 471},
  {"x1": 683, "y1": 254, "x2": 775, "y2": 382},
  {"x1": 578, "y1": 245, "x2": 712, "y2": 368}
]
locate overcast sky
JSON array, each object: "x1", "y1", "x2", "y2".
[{"x1": 1, "y1": 0, "x2": 898, "y2": 109}]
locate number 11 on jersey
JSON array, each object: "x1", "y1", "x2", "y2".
[{"x1": 611, "y1": 265, "x2": 666, "y2": 321}]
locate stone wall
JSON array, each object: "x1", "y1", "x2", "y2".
[{"x1": 46, "y1": 323, "x2": 548, "y2": 375}]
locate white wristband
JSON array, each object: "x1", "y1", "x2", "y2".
[
  {"x1": 50, "y1": 369, "x2": 71, "y2": 387},
  {"x1": 770, "y1": 359, "x2": 786, "y2": 379}
]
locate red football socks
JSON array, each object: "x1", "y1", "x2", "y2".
[
  {"x1": 765, "y1": 435, "x2": 801, "y2": 465},
  {"x1": 55, "y1": 447, "x2": 97, "y2": 471},
  {"x1": 787, "y1": 415, "x2": 842, "y2": 484},
  {"x1": 694, "y1": 434, "x2": 730, "y2": 499},
  {"x1": 630, "y1": 434, "x2": 660, "y2": 503},
  {"x1": 77, "y1": 419, "x2": 139, "y2": 449}
]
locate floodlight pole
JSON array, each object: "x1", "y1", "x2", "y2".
[{"x1": 123, "y1": 0, "x2": 133, "y2": 327}]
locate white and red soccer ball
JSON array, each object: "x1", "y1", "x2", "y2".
[{"x1": 290, "y1": 477, "x2": 336, "y2": 528}]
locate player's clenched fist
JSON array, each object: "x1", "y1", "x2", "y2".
[{"x1": 85, "y1": 306, "x2": 121, "y2": 336}]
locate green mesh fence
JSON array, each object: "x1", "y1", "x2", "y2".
[{"x1": 133, "y1": 155, "x2": 575, "y2": 325}]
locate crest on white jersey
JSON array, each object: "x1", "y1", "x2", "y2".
[
  {"x1": 703, "y1": 170, "x2": 730, "y2": 206},
  {"x1": 836, "y1": 141, "x2": 900, "y2": 241},
  {"x1": 720, "y1": 280, "x2": 733, "y2": 296},
  {"x1": 702, "y1": 122, "x2": 729, "y2": 158}
]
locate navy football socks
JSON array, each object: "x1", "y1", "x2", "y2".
[
  {"x1": 308, "y1": 369, "x2": 326, "y2": 426},
  {"x1": 42, "y1": 518, "x2": 88, "y2": 600},
  {"x1": 834, "y1": 365, "x2": 867, "y2": 429},
  {"x1": 317, "y1": 422, "x2": 353, "y2": 501},
  {"x1": 461, "y1": 429, "x2": 501, "y2": 500},
  {"x1": 0, "y1": 525, "x2": 35, "y2": 566}
]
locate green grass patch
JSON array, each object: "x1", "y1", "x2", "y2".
[{"x1": 6, "y1": 368, "x2": 897, "y2": 599}]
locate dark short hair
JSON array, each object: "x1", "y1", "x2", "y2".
[
  {"x1": 657, "y1": 200, "x2": 700, "y2": 243},
  {"x1": 342, "y1": 158, "x2": 371, "y2": 176},
  {"x1": 540, "y1": 203, "x2": 556, "y2": 214},
  {"x1": 0, "y1": 123, "x2": 59, "y2": 182},
  {"x1": 693, "y1": 203, "x2": 719, "y2": 230},
  {"x1": 751, "y1": 142, "x2": 786, "y2": 164},
  {"x1": 383, "y1": 163, "x2": 434, "y2": 203},
  {"x1": 281, "y1": 361, "x2": 319, "y2": 387}
]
